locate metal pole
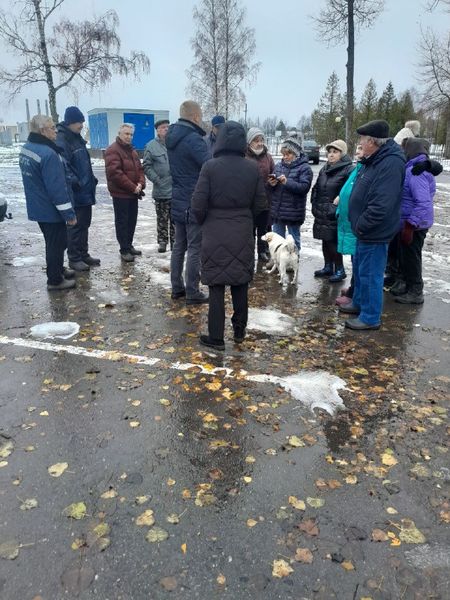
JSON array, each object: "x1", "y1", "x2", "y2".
[
  {"x1": 244, "y1": 103, "x2": 248, "y2": 130},
  {"x1": 37, "y1": 100, "x2": 41, "y2": 115},
  {"x1": 45, "y1": 100, "x2": 49, "y2": 116},
  {"x1": 25, "y1": 99, "x2": 30, "y2": 123}
]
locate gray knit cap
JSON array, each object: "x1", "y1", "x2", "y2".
[
  {"x1": 247, "y1": 127, "x2": 264, "y2": 145},
  {"x1": 281, "y1": 137, "x2": 302, "y2": 157}
]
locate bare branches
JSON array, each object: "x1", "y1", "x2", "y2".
[
  {"x1": 0, "y1": 1, "x2": 150, "y2": 121},
  {"x1": 312, "y1": 0, "x2": 384, "y2": 46},
  {"x1": 187, "y1": 0, "x2": 260, "y2": 118},
  {"x1": 419, "y1": 27, "x2": 450, "y2": 110}
]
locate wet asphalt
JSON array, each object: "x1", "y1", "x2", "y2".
[{"x1": 0, "y1": 162, "x2": 449, "y2": 599}]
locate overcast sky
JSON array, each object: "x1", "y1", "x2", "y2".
[{"x1": 0, "y1": 0, "x2": 447, "y2": 126}]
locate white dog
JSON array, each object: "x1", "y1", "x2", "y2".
[{"x1": 261, "y1": 231, "x2": 299, "y2": 285}]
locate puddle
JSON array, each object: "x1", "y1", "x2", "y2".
[{"x1": 30, "y1": 322, "x2": 80, "y2": 340}]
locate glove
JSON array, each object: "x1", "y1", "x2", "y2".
[
  {"x1": 411, "y1": 160, "x2": 431, "y2": 176},
  {"x1": 400, "y1": 221, "x2": 415, "y2": 245}
]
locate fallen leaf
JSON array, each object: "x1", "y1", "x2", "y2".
[
  {"x1": 20, "y1": 498, "x2": 38, "y2": 511},
  {"x1": 245, "y1": 455, "x2": 256, "y2": 464},
  {"x1": 0, "y1": 440, "x2": 14, "y2": 459},
  {"x1": 209, "y1": 468, "x2": 224, "y2": 480},
  {"x1": 100, "y1": 489, "x2": 118, "y2": 499},
  {"x1": 146, "y1": 527, "x2": 169, "y2": 543},
  {"x1": 0, "y1": 461, "x2": 7, "y2": 468},
  {"x1": 288, "y1": 435, "x2": 305, "y2": 448},
  {"x1": 0, "y1": 540, "x2": 20, "y2": 560},
  {"x1": 136, "y1": 509, "x2": 155, "y2": 527},
  {"x1": 298, "y1": 518, "x2": 319, "y2": 537},
  {"x1": 39, "y1": 410, "x2": 49, "y2": 416},
  {"x1": 243, "y1": 476, "x2": 252, "y2": 484},
  {"x1": 195, "y1": 490, "x2": 217, "y2": 506},
  {"x1": 135, "y1": 495, "x2": 151, "y2": 505},
  {"x1": 272, "y1": 559, "x2": 293, "y2": 578},
  {"x1": 181, "y1": 542, "x2": 187, "y2": 554},
  {"x1": 372, "y1": 528, "x2": 388, "y2": 542},
  {"x1": 160, "y1": 577, "x2": 177, "y2": 591},
  {"x1": 159, "y1": 398, "x2": 171, "y2": 406},
  {"x1": 306, "y1": 497, "x2": 325, "y2": 508},
  {"x1": 345, "y1": 475, "x2": 358, "y2": 484},
  {"x1": 167, "y1": 478, "x2": 176, "y2": 486},
  {"x1": 398, "y1": 520, "x2": 426, "y2": 544},
  {"x1": 341, "y1": 560, "x2": 355, "y2": 571},
  {"x1": 295, "y1": 547, "x2": 314, "y2": 563},
  {"x1": 92, "y1": 523, "x2": 110, "y2": 538},
  {"x1": 216, "y1": 574, "x2": 226, "y2": 585},
  {"x1": 247, "y1": 518, "x2": 258, "y2": 528},
  {"x1": 48, "y1": 462, "x2": 68, "y2": 477},
  {"x1": 386, "y1": 507, "x2": 398, "y2": 515},
  {"x1": 129, "y1": 420, "x2": 140, "y2": 428},
  {"x1": 167, "y1": 514, "x2": 180, "y2": 524},
  {"x1": 381, "y1": 450, "x2": 398, "y2": 467},
  {"x1": 63, "y1": 502, "x2": 87, "y2": 520},
  {"x1": 289, "y1": 496, "x2": 306, "y2": 511}
]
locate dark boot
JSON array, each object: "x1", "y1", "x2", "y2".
[
  {"x1": 314, "y1": 263, "x2": 333, "y2": 277},
  {"x1": 329, "y1": 268, "x2": 346, "y2": 283},
  {"x1": 390, "y1": 280, "x2": 407, "y2": 296},
  {"x1": 395, "y1": 291, "x2": 424, "y2": 304},
  {"x1": 130, "y1": 246, "x2": 142, "y2": 256},
  {"x1": 158, "y1": 243, "x2": 167, "y2": 253},
  {"x1": 233, "y1": 327, "x2": 246, "y2": 343},
  {"x1": 120, "y1": 252, "x2": 135, "y2": 263},
  {"x1": 83, "y1": 255, "x2": 101, "y2": 266},
  {"x1": 199, "y1": 335, "x2": 225, "y2": 351},
  {"x1": 69, "y1": 260, "x2": 90, "y2": 272}
]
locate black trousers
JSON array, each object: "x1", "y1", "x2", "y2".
[
  {"x1": 398, "y1": 229, "x2": 428, "y2": 293},
  {"x1": 67, "y1": 205, "x2": 92, "y2": 262},
  {"x1": 253, "y1": 210, "x2": 270, "y2": 255},
  {"x1": 386, "y1": 233, "x2": 400, "y2": 277},
  {"x1": 322, "y1": 239, "x2": 343, "y2": 270},
  {"x1": 113, "y1": 197, "x2": 138, "y2": 253},
  {"x1": 208, "y1": 284, "x2": 248, "y2": 342},
  {"x1": 38, "y1": 222, "x2": 67, "y2": 285}
]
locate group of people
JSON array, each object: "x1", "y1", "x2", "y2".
[{"x1": 19, "y1": 102, "x2": 440, "y2": 348}]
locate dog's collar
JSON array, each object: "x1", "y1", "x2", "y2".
[{"x1": 273, "y1": 243, "x2": 283, "y2": 253}]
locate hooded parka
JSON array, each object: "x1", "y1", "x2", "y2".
[
  {"x1": 190, "y1": 121, "x2": 268, "y2": 287},
  {"x1": 311, "y1": 156, "x2": 353, "y2": 240}
]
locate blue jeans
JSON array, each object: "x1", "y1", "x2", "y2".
[
  {"x1": 272, "y1": 221, "x2": 301, "y2": 250},
  {"x1": 170, "y1": 220, "x2": 202, "y2": 298},
  {"x1": 352, "y1": 241, "x2": 388, "y2": 325}
]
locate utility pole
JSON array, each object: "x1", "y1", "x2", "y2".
[
  {"x1": 37, "y1": 100, "x2": 41, "y2": 115},
  {"x1": 25, "y1": 99, "x2": 30, "y2": 124},
  {"x1": 244, "y1": 103, "x2": 248, "y2": 130},
  {"x1": 45, "y1": 100, "x2": 49, "y2": 116}
]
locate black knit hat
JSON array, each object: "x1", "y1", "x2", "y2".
[
  {"x1": 155, "y1": 119, "x2": 169, "y2": 129},
  {"x1": 357, "y1": 119, "x2": 390, "y2": 138}
]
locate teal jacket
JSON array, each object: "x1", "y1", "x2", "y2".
[{"x1": 336, "y1": 163, "x2": 360, "y2": 255}]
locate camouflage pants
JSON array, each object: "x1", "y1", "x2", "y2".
[{"x1": 154, "y1": 199, "x2": 175, "y2": 246}]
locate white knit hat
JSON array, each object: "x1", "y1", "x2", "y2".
[{"x1": 247, "y1": 127, "x2": 264, "y2": 145}]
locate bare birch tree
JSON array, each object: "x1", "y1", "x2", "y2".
[
  {"x1": 312, "y1": 0, "x2": 384, "y2": 152},
  {"x1": 186, "y1": 0, "x2": 260, "y2": 119},
  {"x1": 0, "y1": 0, "x2": 150, "y2": 122}
]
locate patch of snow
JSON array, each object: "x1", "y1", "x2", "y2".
[
  {"x1": 405, "y1": 544, "x2": 450, "y2": 569},
  {"x1": 148, "y1": 270, "x2": 171, "y2": 289},
  {"x1": 11, "y1": 256, "x2": 44, "y2": 267},
  {"x1": 30, "y1": 322, "x2": 80, "y2": 340},
  {"x1": 249, "y1": 370, "x2": 347, "y2": 415},
  {"x1": 247, "y1": 307, "x2": 295, "y2": 335}
]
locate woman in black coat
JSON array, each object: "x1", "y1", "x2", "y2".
[
  {"x1": 191, "y1": 121, "x2": 267, "y2": 350},
  {"x1": 311, "y1": 139, "x2": 353, "y2": 282}
]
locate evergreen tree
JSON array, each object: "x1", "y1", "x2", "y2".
[
  {"x1": 378, "y1": 81, "x2": 397, "y2": 123},
  {"x1": 356, "y1": 78, "x2": 378, "y2": 125},
  {"x1": 311, "y1": 72, "x2": 345, "y2": 145}
]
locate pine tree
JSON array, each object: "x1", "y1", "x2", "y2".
[
  {"x1": 357, "y1": 78, "x2": 378, "y2": 125},
  {"x1": 311, "y1": 72, "x2": 345, "y2": 145},
  {"x1": 378, "y1": 81, "x2": 397, "y2": 123}
]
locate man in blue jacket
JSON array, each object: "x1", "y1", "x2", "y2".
[
  {"x1": 341, "y1": 120, "x2": 405, "y2": 330},
  {"x1": 56, "y1": 106, "x2": 99, "y2": 272},
  {"x1": 19, "y1": 115, "x2": 77, "y2": 291},
  {"x1": 166, "y1": 100, "x2": 210, "y2": 304}
]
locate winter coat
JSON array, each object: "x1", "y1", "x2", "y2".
[
  {"x1": 191, "y1": 121, "x2": 268, "y2": 287},
  {"x1": 56, "y1": 123, "x2": 97, "y2": 207},
  {"x1": 19, "y1": 132, "x2": 76, "y2": 223},
  {"x1": 104, "y1": 137, "x2": 145, "y2": 199},
  {"x1": 143, "y1": 136, "x2": 172, "y2": 200},
  {"x1": 336, "y1": 163, "x2": 362, "y2": 255},
  {"x1": 400, "y1": 153, "x2": 435, "y2": 230},
  {"x1": 311, "y1": 155, "x2": 353, "y2": 241},
  {"x1": 270, "y1": 155, "x2": 313, "y2": 224},
  {"x1": 349, "y1": 139, "x2": 405, "y2": 243},
  {"x1": 205, "y1": 132, "x2": 217, "y2": 158},
  {"x1": 246, "y1": 146, "x2": 275, "y2": 208},
  {"x1": 166, "y1": 119, "x2": 209, "y2": 223}
]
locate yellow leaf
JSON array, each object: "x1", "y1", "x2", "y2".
[
  {"x1": 306, "y1": 497, "x2": 325, "y2": 508},
  {"x1": 93, "y1": 523, "x2": 110, "y2": 538},
  {"x1": 160, "y1": 398, "x2": 171, "y2": 406},
  {"x1": 130, "y1": 399, "x2": 141, "y2": 407},
  {"x1": 167, "y1": 513, "x2": 180, "y2": 524},
  {"x1": 243, "y1": 476, "x2": 252, "y2": 484},
  {"x1": 245, "y1": 455, "x2": 256, "y2": 464},
  {"x1": 209, "y1": 439, "x2": 230, "y2": 449},
  {"x1": 167, "y1": 478, "x2": 176, "y2": 486},
  {"x1": 129, "y1": 420, "x2": 140, "y2": 428},
  {"x1": 163, "y1": 346, "x2": 176, "y2": 354},
  {"x1": 100, "y1": 489, "x2": 118, "y2": 499},
  {"x1": 59, "y1": 384, "x2": 72, "y2": 392},
  {"x1": 146, "y1": 527, "x2": 169, "y2": 543},
  {"x1": 381, "y1": 451, "x2": 398, "y2": 466},
  {"x1": 216, "y1": 574, "x2": 226, "y2": 585},
  {"x1": 39, "y1": 410, "x2": 49, "y2": 416},
  {"x1": 288, "y1": 496, "x2": 306, "y2": 510},
  {"x1": 390, "y1": 537, "x2": 401, "y2": 546},
  {"x1": 345, "y1": 475, "x2": 358, "y2": 484},
  {"x1": 288, "y1": 435, "x2": 305, "y2": 448},
  {"x1": 202, "y1": 412, "x2": 219, "y2": 423},
  {"x1": 246, "y1": 518, "x2": 258, "y2": 528},
  {"x1": 206, "y1": 382, "x2": 222, "y2": 391},
  {"x1": 128, "y1": 341, "x2": 140, "y2": 347},
  {"x1": 71, "y1": 538, "x2": 85, "y2": 550},
  {"x1": 0, "y1": 441, "x2": 14, "y2": 459},
  {"x1": 399, "y1": 521, "x2": 426, "y2": 544},
  {"x1": 341, "y1": 560, "x2": 355, "y2": 571},
  {"x1": 48, "y1": 462, "x2": 68, "y2": 477},
  {"x1": 349, "y1": 367, "x2": 369, "y2": 375},
  {"x1": 181, "y1": 542, "x2": 187, "y2": 554},
  {"x1": 0, "y1": 460, "x2": 8, "y2": 468},
  {"x1": 182, "y1": 489, "x2": 191, "y2": 499},
  {"x1": 272, "y1": 559, "x2": 294, "y2": 578},
  {"x1": 386, "y1": 507, "x2": 398, "y2": 515},
  {"x1": 135, "y1": 495, "x2": 150, "y2": 505},
  {"x1": 136, "y1": 510, "x2": 155, "y2": 527},
  {"x1": 63, "y1": 502, "x2": 87, "y2": 520},
  {"x1": 294, "y1": 547, "x2": 314, "y2": 563}
]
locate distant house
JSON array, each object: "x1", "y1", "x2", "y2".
[
  {"x1": 88, "y1": 108, "x2": 170, "y2": 152},
  {"x1": 0, "y1": 124, "x2": 18, "y2": 146}
]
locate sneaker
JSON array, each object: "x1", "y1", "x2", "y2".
[
  {"x1": 120, "y1": 253, "x2": 135, "y2": 263},
  {"x1": 394, "y1": 292, "x2": 424, "y2": 304},
  {"x1": 338, "y1": 302, "x2": 360, "y2": 314},
  {"x1": 345, "y1": 318, "x2": 380, "y2": 330},
  {"x1": 158, "y1": 243, "x2": 167, "y2": 253},
  {"x1": 47, "y1": 278, "x2": 76, "y2": 291},
  {"x1": 130, "y1": 247, "x2": 142, "y2": 256},
  {"x1": 186, "y1": 293, "x2": 209, "y2": 305},
  {"x1": 82, "y1": 255, "x2": 101, "y2": 266},
  {"x1": 335, "y1": 295, "x2": 352, "y2": 307},
  {"x1": 199, "y1": 335, "x2": 225, "y2": 351},
  {"x1": 69, "y1": 260, "x2": 90, "y2": 271},
  {"x1": 63, "y1": 267, "x2": 75, "y2": 279},
  {"x1": 329, "y1": 269, "x2": 346, "y2": 283},
  {"x1": 171, "y1": 290, "x2": 186, "y2": 299}
]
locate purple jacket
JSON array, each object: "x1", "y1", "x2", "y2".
[{"x1": 401, "y1": 154, "x2": 435, "y2": 230}]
